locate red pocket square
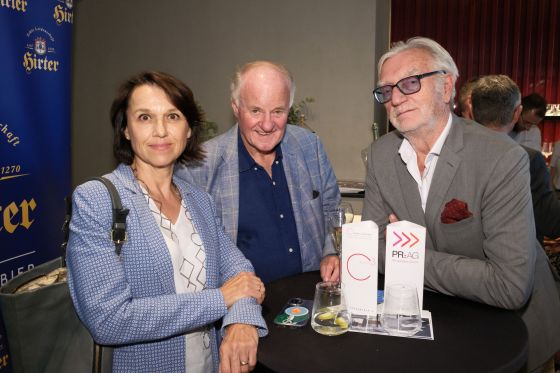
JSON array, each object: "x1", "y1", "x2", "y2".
[{"x1": 441, "y1": 199, "x2": 473, "y2": 224}]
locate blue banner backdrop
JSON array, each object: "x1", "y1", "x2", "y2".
[{"x1": 0, "y1": 1, "x2": 73, "y2": 369}]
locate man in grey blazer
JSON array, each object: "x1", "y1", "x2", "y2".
[
  {"x1": 365, "y1": 37, "x2": 560, "y2": 371},
  {"x1": 176, "y1": 61, "x2": 341, "y2": 284}
]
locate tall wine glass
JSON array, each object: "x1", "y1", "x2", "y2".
[
  {"x1": 328, "y1": 210, "x2": 344, "y2": 256},
  {"x1": 340, "y1": 202, "x2": 354, "y2": 223},
  {"x1": 329, "y1": 203, "x2": 354, "y2": 256},
  {"x1": 541, "y1": 142, "x2": 553, "y2": 162}
]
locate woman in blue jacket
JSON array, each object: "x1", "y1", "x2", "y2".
[{"x1": 67, "y1": 71, "x2": 267, "y2": 373}]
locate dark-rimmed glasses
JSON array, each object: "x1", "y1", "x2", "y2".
[{"x1": 373, "y1": 70, "x2": 447, "y2": 104}]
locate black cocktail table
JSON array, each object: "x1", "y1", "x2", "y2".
[{"x1": 257, "y1": 271, "x2": 528, "y2": 373}]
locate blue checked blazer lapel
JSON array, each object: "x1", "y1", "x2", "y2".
[
  {"x1": 215, "y1": 127, "x2": 240, "y2": 239},
  {"x1": 112, "y1": 165, "x2": 176, "y2": 294},
  {"x1": 281, "y1": 130, "x2": 308, "y2": 247}
]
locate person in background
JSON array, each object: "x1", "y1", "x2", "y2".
[
  {"x1": 67, "y1": 71, "x2": 267, "y2": 373},
  {"x1": 470, "y1": 74, "x2": 560, "y2": 247},
  {"x1": 176, "y1": 61, "x2": 341, "y2": 284},
  {"x1": 510, "y1": 93, "x2": 547, "y2": 152},
  {"x1": 456, "y1": 76, "x2": 480, "y2": 119},
  {"x1": 549, "y1": 141, "x2": 560, "y2": 195},
  {"x1": 365, "y1": 37, "x2": 560, "y2": 372}
]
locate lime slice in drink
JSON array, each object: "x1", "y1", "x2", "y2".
[
  {"x1": 317, "y1": 311, "x2": 336, "y2": 320},
  {"x1": 335, "y1": 317, "x2": 349, "y2": 329}
]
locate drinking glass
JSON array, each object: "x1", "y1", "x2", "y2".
[
  {"x1": 328, "y1": 210, "x2": 345, "y2": 256},
  {"x1": 541, "y1": 142, "x2": 553, "y2": 161},
  {"x1": 361, "y1": 147, "x2": 369, "y2": 167},
  {"x1": 311, "y1": 281, "x2": 350, "y2": 336},
  {"x1": 379, "y1": 283, "x2": 422, "y2": 337},
  {"x1": 328, "y1": 203, "x2": 354, "y2": 256}
]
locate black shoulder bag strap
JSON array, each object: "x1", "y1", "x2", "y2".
[
  {"x1": 61, "y1": 176, "x2": 129, "y2": 264},
  {"x1": 60, "y1": 195, "x2": 72, "y2": 267},
  {"x1": 87, "y1": 176, "x2": 129, "y2": 256}
]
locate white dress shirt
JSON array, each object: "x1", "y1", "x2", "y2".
[{"x1": 398, "y1": 114, "x2": 453, "y2": 212}]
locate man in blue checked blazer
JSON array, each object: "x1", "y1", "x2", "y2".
[{"x1": 176, "y1": 61, "x2": 341, "y2": 284}]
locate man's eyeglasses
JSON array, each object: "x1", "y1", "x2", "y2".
[{"x1": 373, "y1": 70, "x2": 447, "y2": 104}]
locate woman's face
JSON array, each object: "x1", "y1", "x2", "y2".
[{"x1": 124, "y1": 84, "x2": 191, "y2": 172}]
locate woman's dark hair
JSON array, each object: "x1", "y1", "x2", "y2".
[{"x1": 110, "y1": 71, "x2": 205, "y2": 165}]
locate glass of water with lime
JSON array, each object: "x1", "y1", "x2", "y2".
[{"x1": 311, "y1": 281, "x2": 350, "y2": 336}]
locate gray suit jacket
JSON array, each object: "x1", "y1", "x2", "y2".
[
  {"x1": 175, "y1": 124, "x2": 341, "y2": 272},
  {"x1": 363, "y1": 115, "x2": 560, "y2": 370}
]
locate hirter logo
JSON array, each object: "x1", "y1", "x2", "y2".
[{"x1": 34, "y1": 37, "x2": 46, "y2": 55}]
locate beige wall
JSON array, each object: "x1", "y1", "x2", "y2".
[{"x1": 72, "y1": 0, "x2": 390, "y2": 188}]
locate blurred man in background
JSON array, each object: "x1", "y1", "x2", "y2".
[
  {"x1": 510, "y1": 93, "x2": 547, "y2": 151},
  {"x1": 456, "y1": 76, "x2": 480, "y2": 119},
  {"x1": 471, "y1": 74, "x2": 560, "y2": 248}
]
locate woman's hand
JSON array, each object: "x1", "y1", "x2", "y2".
[
  {"x1": 220, "y1": 272, "x2": 265, "y2": 307},
  {"x1": 219, "y1": 324, "x2": 258, "y2": 373}
]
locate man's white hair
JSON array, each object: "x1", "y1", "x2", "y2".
[
  {"x1": 378, "y1": 37, "x2": 459, "y2": 102},
  {"x1": 230, "y1": 60, "x2": 296, "y2": 107}
]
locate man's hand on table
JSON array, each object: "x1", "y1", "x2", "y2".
[{"x1": 320, "y1": 254, "x2": 340, "y2": 282}]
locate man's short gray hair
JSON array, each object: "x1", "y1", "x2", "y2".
[
  {"x1": 230, "y1": 61, "x2": 296, "y2": 107},
  {"x1": 471, "y1": 74, "x2": 521, "y2": 127},
  {"x1": 378, "y1": 37, "x2": 459, "y2": 102}
]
